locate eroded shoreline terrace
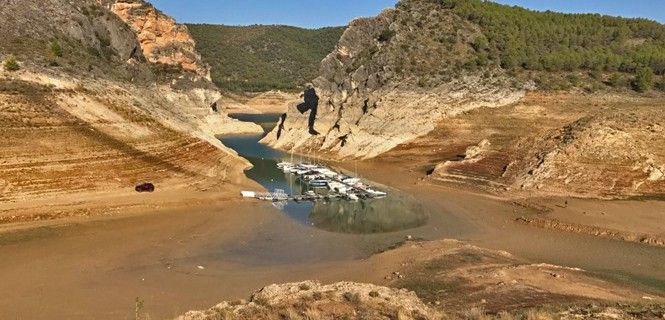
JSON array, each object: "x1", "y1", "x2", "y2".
[{"x1": 1, "y1": 0, "x2": 664, "y2": 319}]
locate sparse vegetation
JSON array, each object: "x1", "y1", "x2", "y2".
[
  {"x1": 47, "y1": 40, "x2": 63, "y2": 65},
  {"x1": 378, "y1": 28, "x2": 397, "y2": 42},
  {"x1": 633, "y1": 66, "x2": 655, "y2": 92},
  {"x1": 187, "y1": 24, "x2": 345, "y2": 92},
  {"x1": 609, "y1": 72, "x2": 626, "y2": 88},
  {"x1": 398, "y1": 278, "x2": 459, "y2": 303},
  {"x1": 134, "y1": 297, "x2": 145, "y2": 320},
  {"x1": 3, "y1": 55, "x2": 20, "y2": 71},
  {"x1": 657, "y1": 76, "x2": 665, "y2": 91}
]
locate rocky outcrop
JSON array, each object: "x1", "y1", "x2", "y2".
[
  {"x1": 258, "y1": 0, "x2": 663, "y2": 198},
  {"x1": 421, "y1": 92, "x2": 665, "y2": 198},
  {"x1": 431, "y1": 139, "x2": 492, "y2": 180},
  {"x1": 262, "y1": 1, "x2": 524, "y2": 159},
  {"x1": 177, "y1": 281, "x2": 442, "y2": 320},
  {"x1": 506, "y1": 111, "x2": 665, "y2": 198},
  {"x1": 110, "y1": 0, "x2": 211, "y2": 79},
  {"x1": 0, "y1": 70, "x2": 250, "y2": 205},
  {"x1": 0, "y1": 0, "x2": 254, "y2": 213},
  {"x1": 104, "y1": 0, "x2": 263, "y2": 136}
]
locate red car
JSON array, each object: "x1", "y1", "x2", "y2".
[{"x1": 135, "y1": 183, "x2": 155, "y2": 193}]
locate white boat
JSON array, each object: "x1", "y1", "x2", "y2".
[
  {"x1": 277, "y1": 161, "x2": 293, "y2": 168},
  {"x1": 300, "y1": 163, "x2": 319, "y2": 169},
  {"x1": 328, "y1": 181, "x2": 349, "y2": 193},
  {"x1": 341, "y1": 177, "x2": 361, "y2": 185},
  {"x1": 241, "y1": 191, "x2": 256, "y2": 198},
  {"x1": 317, "y1": 169, "x2": 338, "y2": 177},
  {"x1": 367, "y1": 189, "x2": 387, "y2": 198},
  {"x1": 286, "y1": 167, "x2": 300, "y2": 173},
  {"x1": 273, "y1": 161, "x2": 387, "y2": 202}
]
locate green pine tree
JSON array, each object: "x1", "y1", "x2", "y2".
[{"x1": 633, "y1": 66, "x2": 655, "y2": 92}]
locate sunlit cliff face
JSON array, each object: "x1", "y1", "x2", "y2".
[{"x1": 110, "y1": 0, "x2": 211, "y2": 79}]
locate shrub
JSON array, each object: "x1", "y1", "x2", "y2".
[
  {"x1": 378, "y1": 28, "x2": 397, "y2": 42},
  {"x1": 417, "y1": 76, "x2": 428, "y2": 87},
  {"x1": 49, "y1": 40, "x2": 63, "y2": 58},
  {"x1": 656, "y1": 76, "x2": 665, "y2": 92},
  {"x1": 472, "y1": 35, "x2": 488, "y2": 52},
  {"x1": 3, "y1": 55, "x2": 20, "y2": 71},
  {"x1": 47, "y1": 40, "x2": 63, "y2": 66},
  {"x1": 633, "y1": 66, "x2": 655, "y2": 92},
  {"x1": 462, "y1": 307, "x2": 490, "y2": 320},
  {"x1": 609, "y1": 72, "x2": 626, "y2": 88},
  {"x1": 589, "y1": 69, "x2": 603, "y2": 81},
  {"x1": 567, "y1": 74, "x2": 581, "y2": 87}
]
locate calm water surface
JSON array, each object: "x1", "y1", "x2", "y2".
[{"x1": 221, "y1": 114, "x2": 429, "y2": 234}]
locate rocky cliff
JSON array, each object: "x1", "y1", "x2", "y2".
[
  {"x1": 0, "y1": 0, "x2": 257, "y2": 213},
  {"x1": 109, "y1": 0, "x2": 211, "y2": 79},
  {"x1": 263, "y1": 0, "x2": 664, "y2": 198},
  {"x1": 262, "y1": 1, "x2": 524, "y2": 159}
]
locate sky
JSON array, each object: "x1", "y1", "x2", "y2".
[{"x1": 149, "y1": 0, "x2": 665, "y2": 29}]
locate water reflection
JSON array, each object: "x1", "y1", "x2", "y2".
[
  {"x1": 220, "y1": 114, "x2": 429, "y2": 234},
  {"x1": 310, "y1": 194, "x2": 429, "y2": 234}
]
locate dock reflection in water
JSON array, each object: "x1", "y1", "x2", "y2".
[
  {"x1": 310, "y1": 194, "x2": 428, "y2": 234},
  {"x1": 220, "y1": 114, "x2": 429, "y2": 234}
]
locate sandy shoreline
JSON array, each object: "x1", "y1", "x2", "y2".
[
  {"x1": 2, "y1": 142, "x2": 665, "y2": 319},
  {"x1": 336, "y1": 160, "x2": 665, "y2": 289}
]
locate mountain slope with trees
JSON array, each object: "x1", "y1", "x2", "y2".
[
  {"x1": 440, "y1": 0, "x2": 665, "y2": 91},
  {"x1": 187, "y1": 24, "x2": 345, "y2": 92},
  {"x1": 264, "y1": 0, "x2": 665, "y2": 198}
]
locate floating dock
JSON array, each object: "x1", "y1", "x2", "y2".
[{"x1": 241, "y1": 162, "x2": 387, "y2": 202}]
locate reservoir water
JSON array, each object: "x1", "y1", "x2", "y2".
[
  {"x1": 220, "y1": 113, "x2": 430, "y2": 234},
  {"x1": 220, "y1": 114, "x2": 665, "y2": 292}
]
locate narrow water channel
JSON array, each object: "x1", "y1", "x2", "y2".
[{"x1": 221, "y1": 113, "x2": 429, "y2": 234}]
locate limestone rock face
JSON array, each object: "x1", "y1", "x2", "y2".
[
  {"x1": 110, "y1": 0, "x2": 211, "y2": 79},
  {"x1": 508, "y1": 113, "x2": 665, "y2": 197},
  {"x1": 177, "y1": 281, "x2": 442, "y2": 320},
  {"x1": 262, "y1": 1, "x2": 524, "y2": 159},
  {"x1": 425, "y1": 93, "x2": 665, "y2": 199},
  {"x1": 0, "y1": 0, "x2": 255, "y2": 211}
]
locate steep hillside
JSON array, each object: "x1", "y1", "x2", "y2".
[
  {"x1": 187, "y1": 24, "x2": 345, "y2": 92},
  {"x1": 0, "y1": 0, "x2": 259, "y2": 220},
  {"x1": 262, "y1": 0, "x2": 525, "y2": 159},
  {"x1": 444, "y1": 0, "x2": 665, "y2": 87},
  {"x1": 263, "y1": 0, "x2": 665, "y2": 198}
]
